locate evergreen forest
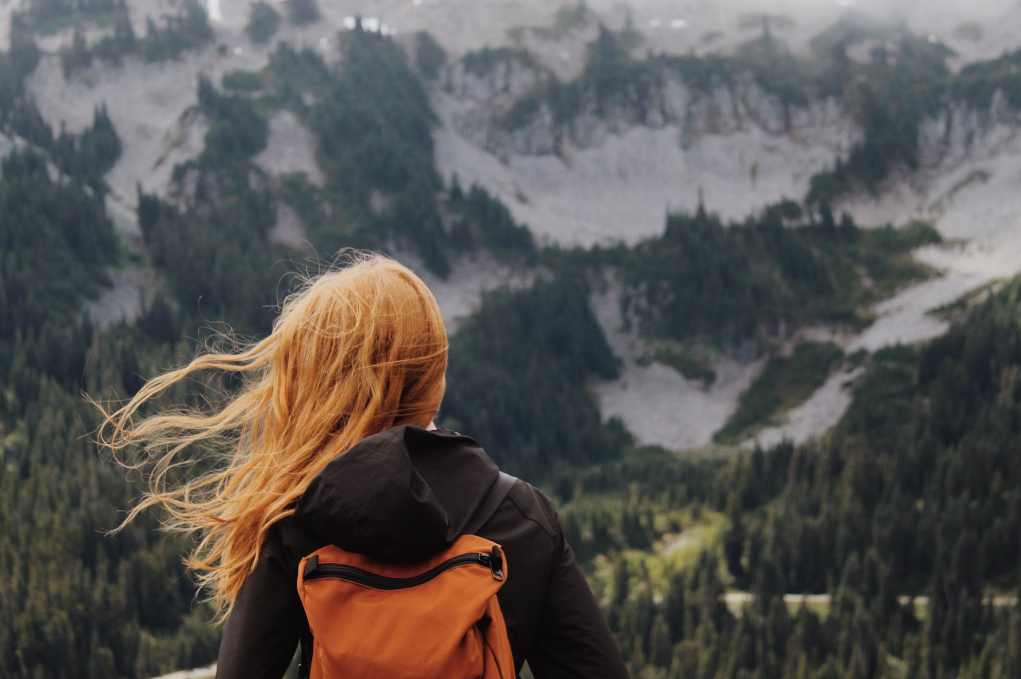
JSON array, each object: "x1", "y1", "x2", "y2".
[{"x1": 1, "y1": 3, "x2": 1020, "y2": 679}]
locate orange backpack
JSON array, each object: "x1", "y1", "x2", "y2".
[{"x1": 295, "y1": 473, "x2": 517, "y2": 679}]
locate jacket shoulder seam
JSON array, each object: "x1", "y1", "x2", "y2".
[{"x1": 505, "y1": 486, "x2": 558, "y2": 544}]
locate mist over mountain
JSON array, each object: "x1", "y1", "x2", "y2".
[{"x1": 1, "y1": 0, "x2": 1021, "y2": 677}]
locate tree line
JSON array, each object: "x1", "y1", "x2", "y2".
[
  {"x1": 551, "y1": 279, "x2": 1021, "y2": 678},
  {"x1": 59, "y1": 0, "x2": 214, "y2": 77},
  {"x1": 605, "y1": 201, "x2": 938, "y2": 344}
]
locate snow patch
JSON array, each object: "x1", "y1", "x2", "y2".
[
  {"x1": 206, "y1": 0, "x2": 222, "y2": 22},
  {"x1": 749, "y1": 367, "x2": 862, "y2": 449},
  {"x1": 590, "y1": 278, "x2": 765, "y2": 451}
]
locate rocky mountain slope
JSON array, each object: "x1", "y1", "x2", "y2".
[{"x1": 8, "y1": 0, "x2": 1021, "y2": 452}]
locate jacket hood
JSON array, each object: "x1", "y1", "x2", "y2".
[{"x1": 294, "y1": 425, "x2": 500, "y2": 561}]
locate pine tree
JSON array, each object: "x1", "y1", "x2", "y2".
[
  {"x1": 287, "y1": 0, "x2": 320, "y2": 25},
  {"x1": 246, "y1": 1, "x2": 281, "y2": 44},
  {"x1": 665, "y1": 571, "x2": 686, "y2": 643},
  {"x1": 62, "y1": 28, "x2": 92, "y2": 77},
  {"x1": 650, "y1": 615, "x2": 672, "y2": 667},
  {"x1": 1007, "y1": 607, "x2": 1021, "y2": 679}
]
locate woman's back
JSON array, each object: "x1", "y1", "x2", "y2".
[{"x1": 216, "y1": 425, "x2": 629, "y2": 678}]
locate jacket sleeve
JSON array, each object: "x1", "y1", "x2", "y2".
[
  {"x1": 526, "y1": 527, "x2": 631, "y2": 679},
  {"x1": 215, "y1": 543, "x2": 305, "y2": 679}
]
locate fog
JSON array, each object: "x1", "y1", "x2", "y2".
[{"x1": 197, "y1": 0, "x2": 1021, "y2": 67}]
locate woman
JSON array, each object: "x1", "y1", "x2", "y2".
[{"x1": 100, "y1": 254, "x2": 629, "y2": 678}]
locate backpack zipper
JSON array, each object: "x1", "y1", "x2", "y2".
[{"x1": 304, "y1": 546, "x2": 505, "y2": 588}]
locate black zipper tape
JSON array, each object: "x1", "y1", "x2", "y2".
[{"x1": 304, "y1": 547, "x2": 504, "y2": 589}]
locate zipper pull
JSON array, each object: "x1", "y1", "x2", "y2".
[
  {"x1": 489, "y1": 546, "x2": 504, "y2": 581},
  {"x1": 304, "y1": 554, "x2": 320, "y2": 579}
]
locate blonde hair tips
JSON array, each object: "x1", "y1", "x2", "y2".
[{"x1": 95, "y1": 253, "x2": 448, "y2": 618}]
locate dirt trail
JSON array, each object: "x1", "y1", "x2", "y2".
[{"x1": 724, "y1": 592, "x2": 1018, "y2": 609}]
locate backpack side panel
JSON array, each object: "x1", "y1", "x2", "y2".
[{"x1": 481, "y1": 594, "x2": 515, "y2": 679}]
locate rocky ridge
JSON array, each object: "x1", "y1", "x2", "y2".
[
  {"x1": 444, "y1": 54, "x2": 858, "y2": 160},
  {"x1": 8, "y1": 0, "x2": 1021, "y2": 452}
]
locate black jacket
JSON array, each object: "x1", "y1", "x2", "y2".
[{"x1": 215, "y1": 425, "x2": 629, "y2": 679}]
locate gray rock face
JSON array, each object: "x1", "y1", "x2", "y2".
[
  {"x1": 444, "y1": 56, "x2": 1021, "y2": 189},
  {"x1": 918, "y1": 91, "x2": 1021, "y2": 171},
  {"x1": 444, "y1": 58, "x2": 860, "y2": 159},
  {"x1": 443, "y1": 54, "x2": 559, "y2": 155},
  {"x1": 444, "y1": 57, "x2": 544, "y2": 103}
]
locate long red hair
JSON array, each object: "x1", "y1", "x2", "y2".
[{"x1": 97, "y1": 253, "x2": 448, "y2": 618}]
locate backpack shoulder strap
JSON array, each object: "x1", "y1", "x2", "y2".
[
  {"x1": 462, "y1": 471, "x2": 518, "y2": 536},
  {"x1": 298, "y1": 633, "x2": 312, "y2": 679}
]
